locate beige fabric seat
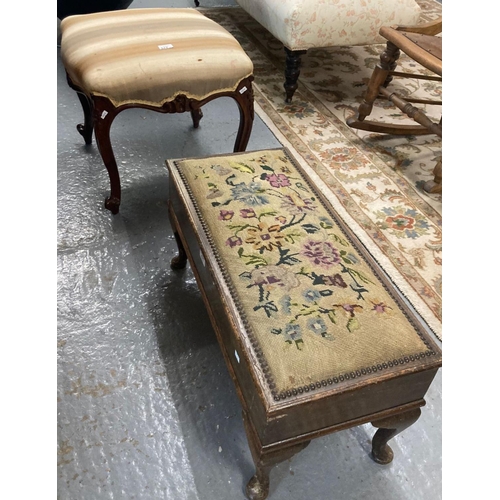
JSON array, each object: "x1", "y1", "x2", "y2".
[
  {"x1": 235, "y1": 0, "x2": 422, "y2": 102},
  {"x1": 60, "y1": 8, "x2": 255, "y2": 214}
]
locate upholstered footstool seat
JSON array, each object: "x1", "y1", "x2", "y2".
[
  {"x1": 60, "y1": 8, "x2": 254, "y2": 213},
  {"x1": 235, "y1": 0, "x2": 422, "y2": 101},
  {"x1": 166, "y1": 148, "x2": 441, "y2": 500}
]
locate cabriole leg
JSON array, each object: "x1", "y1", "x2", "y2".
[
  {"x1": 66, "y1": 73, "x2": 94, "y2": 145},
  {"x1": 232, "y1": 78, "x2": 255, "y2": 153},
  {"x1": 170, "y1": 230, "x2": 188, "y2": 270},
  {"x1": 243, "y1": 410, "x2": 309, "y2": 500},
  {"x1": 93, "y1": 97, "x2": 121, "y2": 214},
  {"x1": 371, "y1": 407, "x2": 421, "y2": 464}
]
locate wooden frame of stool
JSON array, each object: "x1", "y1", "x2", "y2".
[{"x1": 166, "y1": 149, "x2": 441, "y2": 500}]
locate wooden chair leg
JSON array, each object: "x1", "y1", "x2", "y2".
[
  {"x1": 370, "y1": 407, "x2": 421, "y2": 464},
  {"x1": 423, "y1": 157, "x2": 442, "y2": 194},
  {"x1": 170, "y1": 230, "x2": 188, "y2": 270},
  {"x1": 67, "y1": 74, "x2": 94, "y2": 145},
  {"x1": 284, "y1": 48, "x2": 307, "y2": 103},
  {"x1": 381, "y1": 41, "x2": 401, "y2": 89},
  {"x1": 92, "y1": 96, "x2": 121, "y2": 214},
  {"x1": 190, "y1": 108, "x2": 203, "y2": 129},
  {"x1": 232, "y1": 78, "x2": 255, "y2": 152},
  {"x1": 353, "y1": 41, "x2": 401, "y2": 122},
  {"x1": 243, "y1": 410, "x2": 310, "y2": 500}
]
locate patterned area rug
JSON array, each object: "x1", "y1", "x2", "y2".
[{"x1": 202, "y1": 0, "x2": 442, "y2": 341}]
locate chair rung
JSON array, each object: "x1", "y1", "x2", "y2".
[
  {"x1": 379, "y1": 87, "x2": 442, "y2": 137},
  {"x1": 389, "y1": 71, "x2": 441, "y2": 82},
  {"x1": 378, "y1": 95, "x2": 442, "y2": 106}
]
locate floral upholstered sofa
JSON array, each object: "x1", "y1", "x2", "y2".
[{"x1": 235, "y1": 0, "x2": 422, "y2": 101}]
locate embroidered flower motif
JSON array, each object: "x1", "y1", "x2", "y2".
[
  {"x1": 303, "y1": 288, "x2": 321, "y2": 302},
  {"x1": 245, "y1": 222, "x2": 285, "y2": 252},
  {"x1": 280, "y1": 295, "x2": 292, "y2": 314},
  {"x1": 283, "y1": 323, "x2": 302, "y2": 342},
  {"x1": 240, "y1": 208, "x2": 257, "y2": 218},
  {"x1": 231, "y1": 182, "x2": 269, "y2": 206},
  {"x1": 307, "y1": 317, "x2": 328, "y2": 336},
  {"x1": 370, "y1": 301, "x2": 392, "y2": 314},
  {"x1": 218, "y1": 210, "x2": 234, "y2": 221},
  {"x1": 335, "y1": 303, "x2": 363, "y2": 317},
  {"x1": 211, "y1": 164, "x2": 232, "y2": 176},
  {"x1": 265, "y1": 173, "x2": 291, "y2": 188},
  {"x1": 189, "y1": 151, "x2": 412, "y2": 348},
  {"x1": 250, "y1": 265, "x2": 300, "y2": 291},
  {"x1": 301, "y1": 240, "x2": 341, "y2": 268},
  {"x1": 225, "y1": 236, "x2": 242, "y2": 248},
  {"x1": 280, "y1": 194, "x2": 316, "y2": 215}
]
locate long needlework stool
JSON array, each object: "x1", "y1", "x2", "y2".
[
  {"x1": 166, "y1": 148, "x2": 441, "y2": 500},
  {"x1": 60, "y1": 8, "x2": 254, "y2": 214}
]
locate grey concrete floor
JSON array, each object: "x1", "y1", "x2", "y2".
[{"x1": 57, "y1": 1, "x2": 442, "y2": 499}]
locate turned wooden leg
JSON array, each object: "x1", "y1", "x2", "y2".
[
  {"x1": 67, "y1": 73, "x2": 94, "y2": 145},
  {"x1": 370, "y1": 407, "x2": 421, "y2": 464},
  {"x1": 348, "y1": 41, "x2": 400, "y2": 124},
  {"x1": 243, "y1": 410, "x2": 309, "y2": 500},
  {"x1": 92, "y1": 96, "x2": 121, "y2": 214},
  {"x1": 381, "y1": 41, "x2": 401, "y2": 89},
  {"x1": 170, "y1": 230, "x2": 188, "y2": 270},
  {"x1": 284, "y1": 48, "x2": 307, "y2": 103},
  {"x1": 423, "y1": 157, "x2": 442, "y2": 194},
  {"x1": 232, "y1": 77, "x2": 255, "y2": 152},
  {"x1": 190, "y1": 107, "x2": 203, "y2": 129}
]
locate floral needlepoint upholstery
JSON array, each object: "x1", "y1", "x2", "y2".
[{"x1": 173, "y1": 149, "x2": 434, "y2": 397}]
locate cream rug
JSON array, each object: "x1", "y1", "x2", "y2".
[{"x1": 202, "y1": 0, "x2": 442, "y2": 341}]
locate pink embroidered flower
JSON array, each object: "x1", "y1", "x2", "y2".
[
  {"x1": 333, "y1": 303, "x2": 363, "y2": 317},
  {"x1": 218, "y1": 210, "x2": 234, "y2": 221},
  {"x1": 275, "y1": 216, "x2": 287, "y2": 225},
  {"x1": 225, "y1": 236, "x2": 242, "y2": 248},
  {"x1": 371, "y1": 301, "x2": 392, "y2": 314},
  {"x1": 240, "y1": 208, "x2": 256, "y2": 218},
  {"x1": 250, "y1": 265, "x2": 300, "y2": 291},
  {"x1": 301, "y1": 240, "x2": 341, "y2": 268},
  {"x1": 266, "y1": 173, "x2": 291, "y2": 188}
]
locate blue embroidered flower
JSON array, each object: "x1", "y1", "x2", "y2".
[
  {"x1": 284, "y1": 323, "x2": 302, "y2": 342},
  {"x1": 280, "y1": 295, "x2": 292, "y2": 314},
  {"x1": 303, "y1": 288, "x2": 321, "y2": 302},
  {"x1": 230, "y1": 182, "x2": 269, "y2": 206},
  {"x1": 307, "y1": 317, "x2": 327, "y2": 336}
]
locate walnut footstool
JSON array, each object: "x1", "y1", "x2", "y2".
[
  {"x1": 166, "y1": 148, "x2": 441, "y2": 500},
  {"x1": 60, "y1": 8, "x2": 254, "y2": 214}
]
